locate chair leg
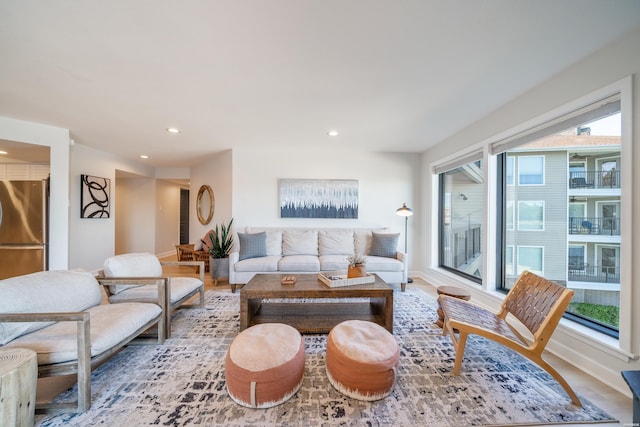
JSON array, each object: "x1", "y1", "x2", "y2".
[
  {"x1": 198, "y1": 286, "x2": 205, "y2": 308},
  {"x1": 535, "y1": 357, "x2": 582, "y2": 407},
  {"x1": 452, "y1": 332, "x2": 467, "y2": 376}
]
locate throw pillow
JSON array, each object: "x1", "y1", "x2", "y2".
[
  {"x1": 238, "y1": 232, "x2": 267, "y2": 261},
  {"x1": 368, "y1": 232, "x2": 400, "y2": 258},
  {"x1": 200, "y1": 229, "x2": 215, "y2": 253}
]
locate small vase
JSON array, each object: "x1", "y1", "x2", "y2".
[{"x1": 347, "y1": 264, "x2": 367, "y2": 278}]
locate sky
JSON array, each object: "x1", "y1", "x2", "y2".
[{"x1": 586, "y1": 113, "x2": 621, "y2": 136}]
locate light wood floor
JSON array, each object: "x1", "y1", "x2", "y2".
[{"x1": 37, "y1": 260, "x2": 633, "y2": 426}]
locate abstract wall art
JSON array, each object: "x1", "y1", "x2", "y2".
[
  {"x1": 279, "y1": 179, "x2": 358, "y2": 219},
  {"x1": 80, "y1": 174, "x2": 110, "y2": 218}
]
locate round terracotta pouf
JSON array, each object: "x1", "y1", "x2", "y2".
[
  {"x1": 325, "y1": 320, "x2": 399, "y2": 401},
  {"x1": 436, "y1": 285, "x2": 471, "y2": 328},
  {"x1": 225, "y1": 323, "x2": 305, "y2": 408}
]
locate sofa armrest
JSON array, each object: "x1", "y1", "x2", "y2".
[
  {"x1": 0, "y1": 311, "x2": 92, "y2": 412},
  {"x1": 160, "y1": 260, "x2": 205, "y2": 284},
  {"x1": 229, "y1": 252, "x2": 239, "y2": 284},
  {"x1": 396, "y1": 251, "x2": 408, "y2": 284}
]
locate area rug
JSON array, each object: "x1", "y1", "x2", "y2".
[{"x1": 35, "y1": 288, "x2": 615, "y2": 427}]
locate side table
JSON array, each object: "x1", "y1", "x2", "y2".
[
  {"x1": 0, "y1": 348, "x2": 37, "y2": 427},
  {"x1": 436, "y1": 285, "x2": 471, "y2": 328}
]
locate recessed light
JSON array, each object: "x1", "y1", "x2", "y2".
[
  {"x1": 140, "y1": 155, "x2": 149, "y2": 159},
  {"x1": 166, "y1": 127, "x2": 181, "y2": 134},
  {"x1": 0, "y1": 150, "x2": 7, "y2": 155},
  {"x1": 327, "y1": 130, "x2": 339, "y2": 137}
]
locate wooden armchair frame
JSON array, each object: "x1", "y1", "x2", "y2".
[
  {"x1": 0, "y1": 281, "x2": 166, "y2": 414},
  {"x1": 439, "y1": 270, "x2": 581, "y2": 407},
  {"x1": 97, "y1": 260, "x2": 205, "y2": 339}
]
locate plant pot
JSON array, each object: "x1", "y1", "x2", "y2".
[
  {"x1": 347, "y1": 264, "x2": 367, "y2": 278},
  {"x1": 210, "y1": 257, "x2": 229, "y2": 281}
]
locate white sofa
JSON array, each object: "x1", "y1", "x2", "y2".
[
  {"x1": 0, "y1": 270, "x2": 165, "y2": 414},
  {"x1": 229, "y1": 227, "x2": 408, "y2": 292}
]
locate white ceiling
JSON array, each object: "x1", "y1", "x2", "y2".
[{"x1": 1, "y1": 1, "x2": 640, "y2": 168}]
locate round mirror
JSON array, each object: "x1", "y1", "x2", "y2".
[{"x1": 196, "y1": 185, "x2": 214, "y2": 225}]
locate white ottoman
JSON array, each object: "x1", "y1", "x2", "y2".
[
  {"x1": 225, "y1": 323, "x2": 305, "y2": 408},
  {"x1": 326, "y1": 320, "x2": 399, "y2": 401}
]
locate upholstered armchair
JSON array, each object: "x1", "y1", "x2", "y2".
[{"x1": 96, "y1": 253, "x2": 205, "y2": 339}]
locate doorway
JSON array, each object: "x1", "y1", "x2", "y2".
[{"x1": 180, "y1": 188, "x2": 189, "y2": 244}]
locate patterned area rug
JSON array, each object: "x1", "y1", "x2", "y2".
[{"x1": 36, "y1": 288, "x2": 615, "y2": 426}]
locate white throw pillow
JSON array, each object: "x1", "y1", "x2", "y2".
[
  {"x1": 282, "y1": 229, "x2": 318, "y2": 256},
  {"x1": 265, "y1": 231, "x2": 283, "y2": 256},
  {"x1": 318, "y1": 230, "x2": 354, "y2": 255}
]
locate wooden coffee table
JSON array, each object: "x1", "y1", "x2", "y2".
[{"x1": 240, "y1": 274, "x2": 394, "y2": 334}]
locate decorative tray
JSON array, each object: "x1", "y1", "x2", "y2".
[{"x1": 318, "y1": 272, "x2": 375, "y2": 288}]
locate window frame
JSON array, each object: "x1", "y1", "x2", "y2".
[
  {"x1": 431, "y1": 77, "x2": 632, "y2": 354},
  {"x1": 517, "y1": 155, "x2": 545, "y2": 186},
  {"x1": 516, "y1": 200, "x2": 545, "y2": 231}
]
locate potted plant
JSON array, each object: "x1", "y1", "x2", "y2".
[
  {"x1": 346, "y1": 252, "x2": 367, "y2": 278},
  {"x1": 208, "y1": 218, "x2": 234, "y2": 282}
]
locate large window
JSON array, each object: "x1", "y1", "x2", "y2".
[
  {"x1": 495, "y1": 96, "x2": 621, "y2": 336},
  {"x1": 438, "y1": 159, "x2": 484, "y2": 282},
  {"x1": 436, "y1": 92, "x2": 623, "y2": 337}
]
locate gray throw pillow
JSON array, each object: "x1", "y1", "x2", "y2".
[
  {"x1": 369, "y1": 232, "x2": 400, "y2": 258},
  {"x1": 238, "y1": 232, "x2": 267, "y2": 261}
]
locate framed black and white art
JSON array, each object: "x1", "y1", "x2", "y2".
[
  {"x1": 279, "y1": 179, "x2": 358, "y2": 219},
  {"x1": 80, "y1": 174, "x2": 111, "y2": 218}
]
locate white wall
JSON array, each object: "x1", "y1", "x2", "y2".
[
  {"x1": 69, "y1": 143, "x2": 156, "y2": 270},
  {"x1": 231, "y1": 148, "x2": 420, "y2": 265},
  {"x1": 420, "y1": 26, "x2": 640, "y2": 395},
  {"x1": 115, "y1": 177, "x2": 156, "y2": 255},
  {"x1": 0, "y1": 116, "x2": 70, "y2": 270},
  {"x1": 155, "y1": 179, "x2": 181, "y2": 255}
]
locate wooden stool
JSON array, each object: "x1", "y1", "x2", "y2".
[
  {"x1": 436, "y1": 285, "x2": 471, "y2": 328},
  {"x1": 0, "y1": 348, "x2": 37, "y2": 427}
]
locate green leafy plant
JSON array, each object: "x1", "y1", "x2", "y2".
[
  {"x1": 208, "y1": 218, "x2": 234, "y2": 259},
  {"x1": 346, "y1": 252, "x2": 367, "y2": 268},
  {"x1": 567, "y1": 302, "x2": 619, "y2": 328}
]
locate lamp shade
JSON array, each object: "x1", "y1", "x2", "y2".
[{"x1": 396, "y1": 203, "x2": 413, "y2": 217}]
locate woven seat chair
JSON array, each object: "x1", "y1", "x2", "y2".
[{"x1": 439, "y1": 270, "x2": 581, "y2": 407}]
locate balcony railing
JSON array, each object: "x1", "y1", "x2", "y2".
[
  {"x1": 569, "y1": 170, "x2": 620, "y2": 189},
  {"x1": 442, "y1": 224, "x2": 482, "y2": 269},
  {"x1": 568, "y1": 217, "x2": 620, "y2": 236},
  {"x1": 568, "y1": 264, "x2": 619, "y2": 283}
]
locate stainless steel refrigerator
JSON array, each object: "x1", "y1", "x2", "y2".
[{"x1": 0, "y1": 180, "x2": 48, "y2": 280}]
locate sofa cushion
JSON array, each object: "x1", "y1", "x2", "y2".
[
  {"x1": 265, "y1": 231, "x2": 283, "y2": 256},
  {"x1": 2, "y1": 302, "x2": 162, "y2": 365},
  {"x1": 235, "y1": 256, "x2": 281, "y2": 273},
  {"x1": 319, "y1": 255, "x2": 350, "y2": 271},
  {"x1": 278, "y1": 255, "x2": 320, "y2": 272},
  {"x1": 369, "y1": 233, "x2": 400, "y2": 258},
  {"x1": 238, "y1": 232, "x2": 267, "y2": 261},
  {"x1": 365, "y1": 256, "x2": 403, "y2": 272},
  {"x1": 103, "y1": 253, "x2": 163, "y2": 294},
  {"x1": 318, "y1": 230, "x2": 354, "y2": 256},
  {"x1": 0, "y1": 270, "x2": 103, "y2": 346},
  {"x1": 282, "y1": 230, "x2": 318, "y2": 256},
  {"x1": 107, "y1": 277, "x2": 202, "y2": 305}
]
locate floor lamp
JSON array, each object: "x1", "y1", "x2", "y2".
[{"x1": 396, "y1": 203, "x2": 413, "y2": 283}]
